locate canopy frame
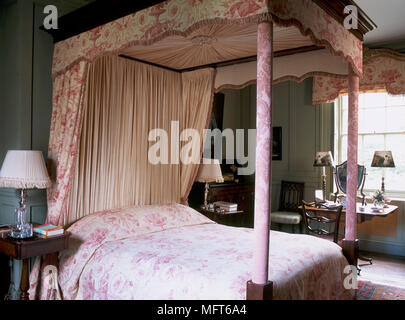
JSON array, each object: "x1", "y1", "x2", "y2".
[{"x1": 34, "y1": 0, "x2": 376, "y2": 300}]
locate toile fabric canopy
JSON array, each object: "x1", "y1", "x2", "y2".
[
  {"x1": 45, "y1": 0, "x2": 365, "y2": 228},
  {"x1": 52, "y1": 0, "x2": 363, "y2": 78}
]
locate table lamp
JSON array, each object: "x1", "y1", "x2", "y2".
[
  {"x1": 313, "y1": 151, "x2": 335, "y2": 202},
  {"x1": 195, "y1": 158, "x2": 224, "y2": 209},
  {"x1": 371, "y1": 151, "x2": 395, "y2": 192},
  {"x1": 0, "y1": 150, "x2": 51, "y2": 239}
]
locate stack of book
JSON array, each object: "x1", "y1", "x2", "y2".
[
  {"x1": 33, "y1": 224, "x2": 64, "y2": 238},
  {"x1": 213, "y1": 201, "x2": 238, "y2": 212}
]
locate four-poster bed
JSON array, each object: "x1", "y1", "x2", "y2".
[{"x1": 29, "y1": 0, "x2": 376, "y2": 300}]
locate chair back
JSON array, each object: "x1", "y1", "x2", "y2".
[
  {"x1": 301, "y1": 200, "x2": 343, "y2": 243},
  {"x1": 278, "y1": 181, "x2": 304, "y2": 212},
  {"x1": 334, "y1": 161, "x2": 366, "y2": 205}
]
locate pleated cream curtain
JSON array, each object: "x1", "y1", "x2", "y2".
[
  {"x1": 30, "y1": 54, "x2": 215, "y2": 301},
  {"x1": 65, "y1": 56, "x2": 183, "y2": 224},
  {"x1": 180, "y1": 68, "x2": 216, "y2": 204}
]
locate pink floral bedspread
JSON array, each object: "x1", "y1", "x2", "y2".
[{"x1": 58, "y1": 203, "x2": 353, "y2": 300}]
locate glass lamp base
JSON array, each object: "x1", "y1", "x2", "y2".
[{"x1": 8, "y1": 224, "x2": 33, "y2": 239}]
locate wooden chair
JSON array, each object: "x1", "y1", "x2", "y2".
[
  {"x1": 333, "y1": 161, "x2": 366, "y2": 205},
  {"x1": 301, "y1": 200, "x2": 343, "y2": 244},
  {"x1": 271, "y1": 181, "x2": 304, "y2": 233},
  {"x1": 301, "y1": 200, "x2": 365, "y2": 275}
]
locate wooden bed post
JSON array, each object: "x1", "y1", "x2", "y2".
[
  {"x1": 246, "y1": 19, "x2": 273, "y2": 300},
  {"x1": 341, "y1": 65, "x2": 360, "y2": 267}
]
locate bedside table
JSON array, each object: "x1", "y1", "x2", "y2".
[
  {"x1": 0, "y1": 228, "x2": 70, "y2": 300},
  {"x1": 199, "y1": 206, "x2": 246, "y2": 227}
]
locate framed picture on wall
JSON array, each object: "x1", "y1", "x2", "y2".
[{"x1": 272, "y1": 127, "x2": 282, "y2": 160}]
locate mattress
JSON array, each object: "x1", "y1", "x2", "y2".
[{"x1": 54, "y1": 203, "x2": 353, "y2": 300}]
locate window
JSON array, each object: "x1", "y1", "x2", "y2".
[{"x1": 335, "y1": 92, "x2": 405, "y2": 195}]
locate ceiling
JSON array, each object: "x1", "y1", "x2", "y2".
[
  {"x1": 355, "y1": 0, "x2": 405, "y2": 51},
  {"x1": 34, "y1": 0, "x2": 96, "y2": 17}
]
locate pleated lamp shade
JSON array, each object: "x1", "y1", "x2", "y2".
[
  {"x1": 0, "y1": 150, "x2": 51, "y2": 189},
  {"x1": 196, "y1": 158, "x2": 224, "y2": 183}
]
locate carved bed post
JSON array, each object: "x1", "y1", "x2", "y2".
[
  {"x1": 341, "y1": 65, "x2": 360, "y2": 267},
  {"x1": 246, "y1": 19, "x2": 273, "y2": 300}
]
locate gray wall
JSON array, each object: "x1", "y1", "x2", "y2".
[
  {"x1": 221, "y1": 79, "x2": 405, "y2": 257},
  {"x1": 0, "y1": 0, "x2": 53, "y2": 299},
  {"x1": 0, "y1": 0, "x2": 52, "y2": 223}
]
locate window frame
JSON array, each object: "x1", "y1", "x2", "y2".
[{"x1": 334, "y1": 93, "x2": 405, "y2": 198}]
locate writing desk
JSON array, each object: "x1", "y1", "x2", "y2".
[
  {"x1": 299, "y1": 202, "x2": 399, "y2": 271},
  {"x1": 300, "y1": 202, "x2": 398, "y2": 222}
]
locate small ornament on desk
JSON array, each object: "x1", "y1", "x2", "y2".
[
  {"x1": 358, "y1": 204, "x2": 365, "y2": 212},
  {"x1": 371, "y1": 189, "x2": 390, "y2": 209}
]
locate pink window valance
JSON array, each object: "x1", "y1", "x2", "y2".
[
  {"x1": 313, "y1": 48, "x2": 405, "y2": 104},
  {"x1": 52, "y1": 0, "x2": 362, "y2": 78}
]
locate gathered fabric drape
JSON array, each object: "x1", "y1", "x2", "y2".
[
  {"x1": 65, "y1": 56, "x2": 183, "y2": 224},
  {"x1": 29, "y1": 60, "x2": 88, "y2": 300},
  {"x1": 29, "y1": 56, "x2": 214, "y2": 299},
  {"x1": 46, "y1": 61, "x2": 89, "y2": 226},
  {"x1": 180, "y1": 68, "x2": 216, "y2": 205},
  {"x1": 312, "y1": 48, "x2": 405, "y2": 104}
]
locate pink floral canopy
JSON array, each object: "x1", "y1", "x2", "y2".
[
  {"x1": 46, "y1": 0, "x2": 364, "y2": 227},
  {"x1": 52, "y1": 0, "x2": 363, "y2": 77}
]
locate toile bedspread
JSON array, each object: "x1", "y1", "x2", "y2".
[{"x1": 57, "y1": 203, "x2": 353, "y2": 300}]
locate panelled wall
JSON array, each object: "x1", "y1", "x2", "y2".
[
  {"x1": 221, "y1": 79, "x2": 335, "y2": 211},
  {"x1": 221, "y1": 79, "x2": 405, "y2": 257},
  {"x1": 0, "y1": 0, "x2": 52, "y2": 222},
  {"x1": 358, "y1": 199, "x2": 405, "y2": 256},
  {"x1": 0, "y1": 0, "x2": 53, "y2": 299}
]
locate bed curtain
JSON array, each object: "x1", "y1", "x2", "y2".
[
  {"x1": 180, "y1": 68, "x2": 216, "y2": 205},
  {"x1": 46, "y1": 61, "x2": 89, "y2": 227},
  {"x1": 29, "y1": 56, "x2": 215, "y2": 299},
  {"x1": 29, "y1": 61, "x2": 89, "y2": 299},
  {"x1": 65, "y1": 56, "x2": 183, "y2": 225}
]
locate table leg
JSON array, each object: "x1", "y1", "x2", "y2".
[
  {"x1": 3, "y1": 258, "x2": 12, "y2": 300},
  {"x1": 358, "y1": 254, "x2": 373, "y2": 266},
  {"x1": 19, "y1": 259, "x2": 29, "y2": 300}
]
